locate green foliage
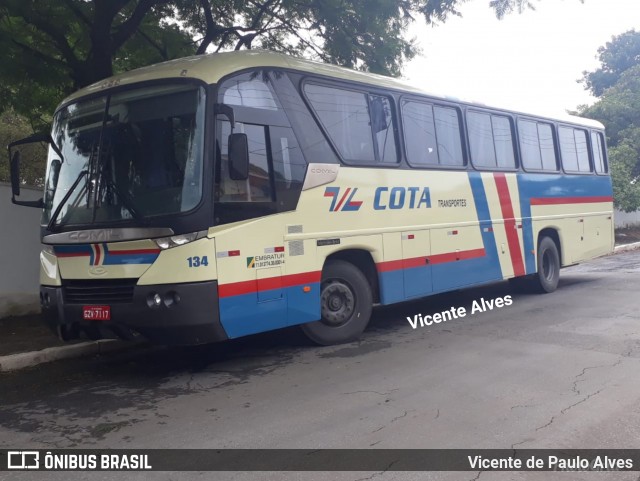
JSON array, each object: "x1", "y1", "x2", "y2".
[
  {"x1": 0, "y1": 0, "x2": 193, "y2": 128},
  {"x1": 609, "y1": 137, "x2": 640, "y2": 213},
  {"x1": 581, "y1": 65, "x2": 640, "y2": 147},
  {"x1": 580, "y1": 31, "x2": 640, "y2": 211},
  {"x1": 582, "y1": 30, "x2": 640, "y2": 98}
]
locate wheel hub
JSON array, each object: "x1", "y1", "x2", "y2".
[{"x1": 320, "y1": 281, "x2": 355, "y2": 326}]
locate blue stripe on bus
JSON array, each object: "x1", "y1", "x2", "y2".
[
  {"x1": 468, "y1": 172, "x2": 502, "y2": 279},
  {"x1": 219, "y1": 283, "x2": 321, "y2": 338}
]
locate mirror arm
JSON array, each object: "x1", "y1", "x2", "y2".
[
  {"x1": 8, "y1": 132, "x2": 64, "y2": 162},
  {"x1": 12, "y1": 197, "x2": 43, "y2": 208}
]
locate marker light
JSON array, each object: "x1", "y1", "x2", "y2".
[{"x1": 154, "y1": 231, "x2": 204, "y2": 250}]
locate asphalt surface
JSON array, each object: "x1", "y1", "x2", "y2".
[{"x1": 2, "y1": 251, "x2": 640, "y2": 481}]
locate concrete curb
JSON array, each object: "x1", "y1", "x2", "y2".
[
  {"x1": 0, "y1": 339, "x2": 134, "y2": 372},
  {"x1": 614, "y1": 241, "x2": 640, "y2": 253}
]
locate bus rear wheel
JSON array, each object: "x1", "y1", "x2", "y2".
[
  {"x1": 301, "y1": 260, "x2": 373, "y2": 345},
  {"x1": 535, "y1": 236, "x2": 560, "y2": 293}
]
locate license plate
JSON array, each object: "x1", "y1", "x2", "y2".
[{"x1": 82, "y1": 305, "x2": 111, "y2": 321}]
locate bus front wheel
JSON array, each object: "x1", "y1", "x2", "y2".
[
  {"x1": 535, "y1": 236, "x2": 560, "y2": 293},
  {"x1": 301, "y1": 260, "x2": 373, "y2": 345}
]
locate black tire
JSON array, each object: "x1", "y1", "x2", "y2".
[
  {"x1": 301, "y1": 260, "x2": 373, "y2": 345},
  {"x1": 535, "y1": 236, "x2": 560, "y2": 293}
]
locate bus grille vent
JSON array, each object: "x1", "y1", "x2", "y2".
[
  {"x1": 63, "y1": 279, "x2": 137, "y2": 304},
  {"x1": 289, "y1": 240, "x2": 304, "y2": 256},
  {"x1": 287, "y1": 225, "x2": 303, "y2": 234}
]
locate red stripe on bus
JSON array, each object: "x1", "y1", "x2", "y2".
[
  {"x1": 334, "y1": 188, "x2": 351, "y2": 212},
  {"x1": 219, "y1": 271, "x2": 321, "y2": 298},
  {"x1": 94, "y1": 244, "x2": 101, "y2": 266},
  {"x1": 493, "y1": 173, "x2": 525, "y2": 277},
  {"x1": 431, "y1": 248, "x2": 486, "y2": 264},
  {"x1": 530, "y1": 196, "x2": 613, "y2": 205},
  {"x1": 376, "y1": 248, "x2": 486, "y2": 273}
]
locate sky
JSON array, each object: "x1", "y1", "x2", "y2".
[{"x1": 402, "y1": 0, "x2": 639, "y2": 116}]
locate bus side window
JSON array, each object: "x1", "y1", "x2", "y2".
[
  {"x1": 434, "y1": 106, "x2": 464, "y2": 166},
  {"x1": 468, "y1": 111, "x2": 495, "y2": 168},
  {"x1": 468, "y1": 111, "x2": 516, "y2": 169},
  {"x1": 304, "y1": 83, "x2": 398, "y2": 165},
  {"x1": 402, "y1": 100, "x2": 439, "y2": 166},
  {"x1": 369, "y1": 95, "x2": 397, "y2": 163},
  {"x1": 559, "y1": 126, "x2": 592, "y2": 173},
  {"x1": 591, "y1": 131, "x2": 607, "y2": 173},
  {"x1": 519, "y1": 120, "x2": 558, "y2": 172}
]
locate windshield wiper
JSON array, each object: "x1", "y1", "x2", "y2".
[{"x1": 47, "y1": 169, "x2": 88, "y2": 231}]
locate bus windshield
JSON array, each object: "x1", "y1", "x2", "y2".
[{"x1": 42, "y1": 83, "x2": 206, "y2": 228}]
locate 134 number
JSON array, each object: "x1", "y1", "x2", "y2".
[{"x1": 187, "y1": 256, "x2": 209, "y2": 268}]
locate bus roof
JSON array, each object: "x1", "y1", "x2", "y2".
[{"x1": 63, "y1": 50, "x2": 604, "y2": 129}]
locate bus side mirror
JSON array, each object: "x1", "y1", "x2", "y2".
[
  {"x1": 10, "y1": 150, "x2": 21, "y2": 197},
  {"x1": 228, "y1": 133, "x2": 249, "y2": 181},
  {"x1": 8, "y1": 147, "x2": 44, "y2": 208}
]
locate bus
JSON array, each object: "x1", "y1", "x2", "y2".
[{"x1": 7, "y1": 50, "x2": 613, "y2": 346}]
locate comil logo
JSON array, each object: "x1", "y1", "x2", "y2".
[
  {"x1": 8, "y1": 451, "x2": 40, "y2": 469},
  {"x1": 323, "y1": 187, "x2": 363, "y2": 212}
]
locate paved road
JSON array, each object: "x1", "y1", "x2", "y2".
[{"x1": 2, "y1": 251, "x2": 640, "y2": 481}]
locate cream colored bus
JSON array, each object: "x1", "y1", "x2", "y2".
[{"x1": 8, "y1": 50, "x2": 613, "y2": 345}]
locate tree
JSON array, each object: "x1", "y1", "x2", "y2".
[
  {"x1": 0, "y1": 0, "x2": 193, "y2": 129},
  {"x1": 0, "y1": 0, "x2": 550, "y2": 129},
  {"x1": 580, "y1": 31, "x2": 640, "y2": 212},
  {"x1": 582, "y1": 29, "x2": 640, "y2": 97},
  {"x1": 609, "y1": 139, "x2": 640, "y2": 213}
]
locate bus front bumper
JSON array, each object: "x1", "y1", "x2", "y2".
[{"x1": 40, "y1": 280, "x2": 229, "y2": 346}]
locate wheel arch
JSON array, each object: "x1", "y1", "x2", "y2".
[
  {"x1": 537, "y1": 227, "x2": 563, "y2": 267},
  {"x1": 323, "y1": 249, "x2": 380, "y2": 303}
]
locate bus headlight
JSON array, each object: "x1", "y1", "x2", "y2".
[{"x1": 153, "y1": 231, "x2": 205, "y2": 250}]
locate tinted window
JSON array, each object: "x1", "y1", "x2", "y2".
[
  {"x1": 434, "y1": 106, "x2": 464, "y2": 166},
  {"x1": 402, "y1": 101, "x2": 438, "y2": 166},
  {"x1": 575, "y1": 129, "x2": 590, "y2": 172},
  {"x1": 370, "y1": 95, "x2": 397, "y2": 163},
  {"x1": 305, "y1": 84, "x2": 375, "y2": 162},
  {"x1": 222, "y1": 75, "x2": 279, "y2": 110},
  {"x1": 539, "y1": 123, "x2": 557, "y2": 171},
  {"x1": 270, "y1": 72, "x2": 338, "y2": 165},
  {"x1": 559, "y1": 127, "x2": 578, "y2": 171},
  {"x1": 402, "y1": 102, "x2": 464, "y2": 167},
  {"x1": 519, "y1": 120, "x2": 542, "y2": 169},
  {"x1": 304, "y1": 84, "x2": 398, "y2": 164},
  {"x1": 518, "y1": 120, "x2": 557, "y2": 171},
  {"x1": 559, "y1": 126, "x2": 591, "y2": 173},
  {"x1": 591, "y1": 131, "x2": 607, "y2": 173},
  {"x1": 467, "y1": 111, "x2": 496, "y2": 168},
  {"x1": 492, "y1": 116, "x2": 515, "y2": 168}
]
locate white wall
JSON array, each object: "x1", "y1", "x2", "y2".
[
  {"x1": 614, "y1": 209, "x2": 640, "y2": 229},
  {"x1": 0, "y1": 182, "x2": 42, "y2": 317}
]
